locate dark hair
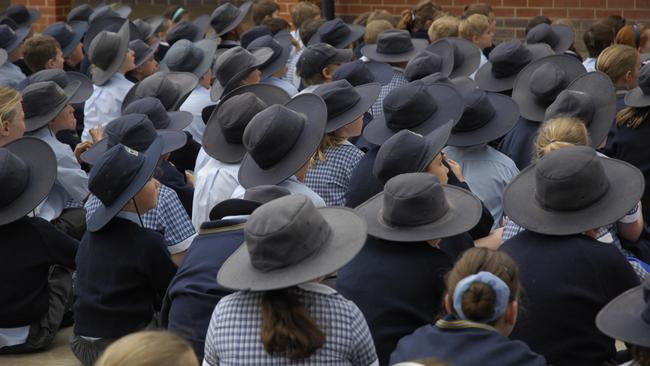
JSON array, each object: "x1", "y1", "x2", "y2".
[
  {"x1": 299, "y1": 18, "x2": 326, "y2": 45},
  {"x1": 463, "y1": 3, "x2": 493, "y2": 19},
  {"x1": 22, "y1": 35, "x2": 61, "y2": 73},
  {"x1": 398, "y1": 0, "x2": 442, "y2": 33},
  {"x1": 446, "y1": 248, "x2": 520, "y2": 323},
  {"x1": 261, "y1": 289, "x2": 325, "y2": 360},
  {"x1": 606, "y1": 15, "x2": 626, "y2": 36},
  {"x1": 252, "y1": 0, "x2": 280, "y2": 25},
  {"x1": 630, "y1": 345, "x2": 650, "y2": 366},
  {"x1": 584, "y1": 21, "x2": 615, "y2": 58},
  {"x1": 525, "y1": 15, "x2": 551, "y2": 34},
  {"x1": 164, "y1": 6, "x2": 188, "y2": 23},
  {"x1": 261, "y1": 17, "x2": 290, "y2": 34}
]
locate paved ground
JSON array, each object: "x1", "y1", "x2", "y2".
[{"x1": 0, "y1": 327, "x2": 80, "y2": 366}]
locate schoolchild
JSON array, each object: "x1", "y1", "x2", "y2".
[
  {"x1": 304, "y1": 79, "x2": 380, "y2": 206},
  {"x1": 463, "y1": 3, "x2": 497, "y2": 56},
  {"x1": 125, "y1": 39, "x2": 160, "y2": 83},
  {"x1": 0, "y1": 87, "x2": 25, "y2": 147},
  {"x1": 0, "y1": 24, "x2": 28, "y2": 87},
  {"x1": 211, "y1": 45, "x2": 272, "y2": 101},
  {"x1": 164, "y1": 185, "x2": 289, "y2": 359},
  {"x1": 526, "y1": 22, "x2": 574, "y2": 54},
  {"x1": 165, "y1": 18, "x2": 209, "y2": 47},
  {"x1": 246, "y1": 32, "x2": 297, "y2": 96},
  {"x1": 22, "y1": 81, "x2": 91, "y2": 239},
  {"x1": 397, "y1": 0, "x2": 440, "y2": 39},
  {"x1": 287, "y1": 1, "x2": 321, "y2": 88},
  {"x1": 390, "y1": 248, "x2": 546, "y2": 366},
  {"x1": 83, "y1": 21, "x2": 135, "y2": 142},
  {"x1": 458, "y1": 14, "x2": 493, "y2": 78},
  {"x1": 210, "y1": 1, "x2": 252, "y2": 49},
  {"x1": 428, "y1": 16, "x2": 460, "y2": 43},
  {"x1": 252, "y1": 0, "x2": 280, "y2": 25},
  {"x1": 597, "y1": 44, "x2": 641, "y2": 113},
  {"x1": 500, "y1": 146, "x2": 642, "y2": 365},
  {"x1": 308, "y1": 17, "x2": 365, "y2": 50},
  {"x1": 582, "y1": 21, "x2": 615, "y2": 72},
  {"x1": 71, "y1": 139, "x2": 177, "y2": 366},
  {"x1": 133, "y1": 16, "x2": 164, "y2": 46},
  {"x1": 0, "y1": 137, "x2": 77, "y2": 354},
  {"x1": 43, "y1": 21, "x2": 88, "y2": 72},
  {"x1": 296, "y1": 42, "x2": 353, "y2": 93},
  {"x1": 403, "y1": 42, "x2": 454, "y2": 82},
  {"x1": 160, "y1": 38, "x2": 217, "y2": 142},
  {"x1": 122, "y1": 71, "x2": 198, "y2": 112},
  {"x1": 428, "y1": 37, "x2": 482, "y2": 79},
  {"x1": 21, "y1": 34, "x2": 64, "y2": 73},
  {"x1": 203, "y1": 194, "x2": 378, "y2": 365}
]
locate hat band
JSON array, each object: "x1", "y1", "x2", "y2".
[
  {"x1": 453, "y1": 100, "x2": 497, "y2": 133},
  {"x1": 534, "y1": 172, "x2": 610, "y2": 211},
  {"x1": 24, "y1": 91, "x2": 67, "y2": 121},
  {"x1": 378, "y1": 40, "x2": 414, "y2": 55},
  {"x1": 380, "y1": 198, "x2": 449, "y2": 227},
  {"x1": 249, "y1": 112, "x2": 306, "y2": 169},
  {"x1": 326, "y1": 92, "x2": 362, "y2": 121},
  {"x1": 386, "y1": 101, "x2": 437, "y2": 131},
  {"x1": 491, "y1": 51, "x2": 532, "y2": 79}
]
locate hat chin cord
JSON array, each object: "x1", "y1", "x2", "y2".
[{"x1": 132, "y1": 198, "x2": 145, "y2": 228}]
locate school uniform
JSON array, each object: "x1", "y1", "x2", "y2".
[
  {"x1": 83, "y1": 73, "x2": 134, "y2": 142},
  {"x1": 157, "y1": 159, "x2": 194, "y2": 216},
  {"x1": 390, "y1": 315, "x2": 546, "y2": 366},
  {"x1": 369, "y1": 68, "x2": 408, "y2": 119},
  {"x1": 179, "y1": 85, "x2": 212, "y2": 143},
  {"x1": 231, "y1": 175, "x2": 325, "y2": 207},
  {"x1": 345, "y1": 146, "x2": 383, "y2": 208},
  {"x1": 169, "y1": 133, "x2": 201, "y2": 175},
  {"x1": 583, "y1": 57, "x2": 596, "y2": 72},
  {"x1": 163, "y1": 218, "x2": 245, "y2": 359},
  {"x1": 263, "y1": 75, "x2": 298, "y2": 96},
  {"x1": 337, "y1": 237, "x2": 452, "y2": 366},
  {"x1": 501, "y1": 230, "x2": 639, "y2": 366},
  {"x1": 469, "y1": 52, "x2": 488, "y2": 80},
  {"x1": 0, "y1": 61, "x2": 26, "y2": 88},
  {"x1": 192, "y1": 158, "x2": 241, "y2": 230},
  {"x1": 498, "y1": 116, "x2": 539, "y2": 170}
]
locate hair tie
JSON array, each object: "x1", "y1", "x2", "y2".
[
  {"x1": 172, "y1": 7, "x2": 186, "y2": 23},
  {"x1": 633, "y1": 24, "x2": 641, "y2": 48},
  {"x1": 452, "y1": 271, "x2": 510, "y2": 323}
]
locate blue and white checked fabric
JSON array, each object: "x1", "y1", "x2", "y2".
[
  {"x1": 304, "y1": 142, "x2": 364, "y2": 207},
  {"x1": 369, "y1": 69, "x2": 408, "y2": 119},
  {"x1": 85, "y1": 184, "x2": 196, "y2": 254},
  {"x1": 203, "y1": 283, "x2": 378, "y2": 366}
]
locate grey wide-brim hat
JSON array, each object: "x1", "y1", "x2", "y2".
[
  {"x1": 624, "y1": 63, "x2": 650, "y2": 108},
  {"x1": 526, "y1": 23, "x2": 573, "y2": 54},
  {"x1": 248, "y1": 31, "x2": 292, "y2": 80},
  {"x1": 18, "y1": 69, "x2": 93, "y2": 104},
  {"x1": 209, "y1": 185, "x2": 291, "y2": 221},
  {"x1": 88, "y1": 20, "x2": 130, "y2": 86},
  {"x1": 308, "y1": 19, "x2": 365, "y2": 49},
  {"x1": 122, "y1": 71, "x2": 199, "y2": 112},
  {"x1": 211, "y1": 1, "x2": 252, "y2": 37},
  {"x1": 503, "y1": 147, "x2": 644, "y2": 236},
  {"x1": 596, "y1": 280, "x2": 650, "y2": 348},
  {"x1": 23, "y1": 80, "x2": 81, "y2": 132},
  {"x1": 361, "y1": 37, "x2": 429, "y2": 64},
  {"x1": 238, "y1": 93, "x2": 327, "y2": 188},
  {"x1": 0, "y1": 137, "x2": 57, "y2": 226},
  {"x1": 1, "y1": 25, "x2": 29, "y2": 54},
  {"x1": 203, "y1": 83, "x2": 290, "y2": 163},
  {"x1": 429, "y1": 37, "x2": 482, "y2": 79},
  {"x1": 211, "y1": 47, "x2": 274, "y2": 101},
  {"x1": 131, "y1": 39, "x2": 160, "y2": 67},
  {"x1": 0, "y1": 48, "x2": 6, "y2": 67},
  {"x1": 43, "y1": 20, "x2": 88, "y2": 57},
  {"x1": 85, "y1": 17, "x2": 141, "y2": 53},
  {"x1": 80, "y1": 129, "x2": 186, "y2": 165},
  {"x1": 87, "y1": 138, "x2": 163, "y2": 232},
  {"x1": 159, "y1": 38, "x2": 217, "y2": 78},
  {"x1": 217, "y1": 195, "x2": 367, "y2": 291},
  {"x1": 356, "y1": 174, "x2": 482, "y2": 242},
  {"x1": 314, "y1": 81, "x2": 381, "y2": 133}
]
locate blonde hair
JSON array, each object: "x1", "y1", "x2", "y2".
[
  {"x1": 365, "y1": 20, "x2": 394, "y2": 44},
  {"x1": 617, "y1": 106, "x2": 650, "y2": 129},
  {"x1": 534, "y1": 117, "x2": 590, "y2": 160},
  {"x1": 368, "y1": 10, "x2": 396, "y2": 26},
  {"x1": 310, "y1": 133, "x2": 346, "y2": 166},
  {"x1": 458, "y1": 14, "x2": 489, "y2": 42},
  {"x1": 0, "y1": 87, "x2": 21, "y2": 131},
  {"x1": 95, "y1": 331, "x2": 198, "y2": 366},
  {"x1": 291, "y1": 1, "x2": 320, "y2": 30},
  {"x1": 596, "y1": 44, "x2": 639, "y2": 84},
  {"x1": 428, "y1": 15, "x2": 460, "y2": 42}
]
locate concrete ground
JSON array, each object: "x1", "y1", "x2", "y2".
[{"x1": 0, "y1": 327, "x2": 80, "y2": 366}]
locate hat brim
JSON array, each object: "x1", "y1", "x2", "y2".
[
  {"x1": 193, "y1": 14, "x2": 211, "y2": 41},
  {"x1": 91, "y1": 20, "x2": 131, "y2": 86},
  {"x1": 0, "y1": 49, "x2": 6, "y2": 67},
  {"x1": 356, "y1": 185, "x2": 482, "y2": 242},
  {"x1": 25, "y1": 81, "x2": 81, "y2": 132},
  {"x1": 5, "y1": 26, "x2": 29, "y2": 54},
  {"x1": 211, "y1": 47, "x2": 274, "y2": 101},
  {"x1": 425, "y1": 40, "x2": 455, "y2": 78},
  {"x1": 0, "y1": 137, "x2": 57, "y2": 226},
  {"x1": 141, "y1": 15, "x2": 164, "y2": 38},
  {"x1": 216, "y1": 1, "x2": 252, "y2": 37},
  {"x1": 80, "y1": 129, "x2": 186, "y2": 165},
  {"x1": 624, "y1": 87, "x2": 650, "y2": 108},
  {"x1": 203, "y1": 83, "x2": 291, "y2": 163},
  {"x1": 363, "y1": 82, "x2": 463, "y2": 145},
  {"x1": 549, "y1": 24, "x2": 574, "y2": 54},
  {"x1": 134, "y1": 39, "x2": 160, "y2": 67},
  {"x1": 167, "y1": 110, "x2": 193, "y2": 130},
  {"x1": 122, "y1": 71, "x2": 199, "y2": 112},
  {"x1": 238, "y1": 93, "x2": 327, "y2": 188},
  {"x1": 258, "y1": 32, "x2": 293, "y2": 80},
  {"x1": 209, "y1": 199, "x2": 261, "y2": 221},
  {"x1": 324, "y1": 82, "x2": 381, "y2": 133},
  {"x1": 443, "y1": 37, "x2": 482, "y2": 78},
  {"x1": 217, "y1": 206, "x2": 367, "y2": 291},
  {"x1": 85, "y1": 17, "x2": 140, "y2": 53},
  {"x1": 475, "y1": 43, "x2": 554, "y2": 92},
  {"x1": 596, "y1": 285, "x2": 650, "y2": 348},
  {"x1": 503, "y1": 156, "x2": 644, "y2": 235},
  {"x1": 67, "y1": 71, "x2": 94, "y2": 104},
  {"x1": 308, "y1": 24, "x2": 365, "y2": 49},
  {"x1": 61, "y1": 21, "x2": 88, "y2": 57},
  {"x1": 361, "y1": 38, "x2": 429, "y2": 64},
  {"x1": 365, "y1": 61, "x2": 393, "y2": 85},
  {"x1": 447, "y1": 93, "x2": 520, "y2": 147},
  {"x1": 512, "y1": 54, "x2": 586, "y2": 122},
  {"x1": 87, "y1": 137, "x2": 163, "y2": 232},
  {"x1": 160, "y1": 39, "x2": 216, "y2": 78}
]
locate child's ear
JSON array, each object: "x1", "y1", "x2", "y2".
[{"x1": 321, "y1": 65, "x2": 335, "y2": 81}]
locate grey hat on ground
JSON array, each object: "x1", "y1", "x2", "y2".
[
  {"x1": 238, "y1": 93, "x2": 327, "y2": 188},
  {"x1": 88, "y1": 20, "x2": 130, "y2": 86},
  {"x1": 545, "y1": 71, "x2": 615, "y2": 148},
  {"x1": 308, "y1": 17, "x2": 365, "y2": 49},
  {"x1": 17, "y1": 69, "x2": 92, "y2": 104},
  {"x1": 512, "y1": 54, "x2": 586, "y2": 122},
  {"x1": 122, "y1": 71, "x2": 199, "y2": 112},
  {"x1": 429, "y1": 37, "x2": 481, "y2": 79},
  {"x1": 0, "y1": 137, "x2": 57, "y2": 226},
  {"x1": 209, "y1": 185, "x2": 291, "y2": 221},
  {"x1": 217, "y1": 194, "x2": 367, "y2": 291},
  {"x1": 597, "y1": 278, "x2": 650, "y2": 348},
  {"x1": 129, "y1": 39, "x2": 160, "y2": 67},
  {"x1": 356, "y1": 172, "x2": 482, "y2": 242},
  {"x1": 22, "y1": 81, "x2": 81, "y2": 132},
  {"x1": 503, "y1": 146, "x2": 644, "y2": 235},
  {"x1": 373, "y1": 121, "x2": 454, "y2": 184},
  {"x1": 624, "y1": 62, "x2": 650, "y2": 108},
  {"x1": 361, "y1": 29, "x2": 428, "y2": 64},
  {"x1": 160, "y1": 38, "x2": 217, "y2": 78},
  {"x1": 211, "y1": 46, "x2": 274, "y2": 101},
  {"x1": 210, "y1": 1, "x2": 252, "y2": 37},
  {"x1": 246, "y1": 33, "x2": 292, "y2": 80},
  {"x1": 123, "y1": 96, "x2": 192, "y2": 131},
  {"x1": 526, "y1": 23, "x2": 573, "y2": 54},
  {"x1": 405, "y1": 48, "x2": 454, "y2": 82},
  {"x1": 313, "y1": 79, "x2": 381, "y2": 133}
]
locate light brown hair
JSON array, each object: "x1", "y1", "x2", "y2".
[
  {"x1": 463, "y1": 3, "x2": 493, "y2": 18},
  {"x1": 596, "y1": 44, "x2": 638, "y2": 84},
  {"x1": 365, "y1": 20, "x2": 394, "y2": 44},
  {"x1": 0, "y1": 87, "x2": 21, "y2": 131},
  {"x1": 95, "y1": 331, "x2": 198, "y2": 366},
  {"x1": 252, "y1": 0, "x2": 280, "y2": 25},
  {"x1": 428, "y1": 15, "x2": 459, "y2": 42},
  {"x1": 616, "y1": 24, "x2": 649, "y2": 49},
  {"x1": 22, "y1": 34, "x2": 61, "y2": 73},
  {"x1": 398, "y1": 0, "x2": 442, "y2": 33},
  {"x1": 458, "y1": 14, "x2": 489, "y2": 42},
  {"x1": 291, "y1": 2, "x2": 320, "y2": 30},
  {"x1": 299, "y1": 17, "x2": 326, "y2": 45},
  {"x1": 368, "y1": 10, "x2": 396, "y2": 26},
  {"x1": 534, "y1": 117, "x2": 590, "y2": 160},
  {"x1": 310, "y1": 133, "x2": 346, "y2": 167},
  {"x1": 261, "y1": 17, "x2": 290, "y2": 33},
  {"x1": 617, "y1": 106, "x2": 650, "y2": 129}
]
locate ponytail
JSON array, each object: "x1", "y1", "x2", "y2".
[
  {"x1": 261, "y1": 289, "x2": 325, "y2": 360},
  {"x1": 534, "y1": 117, "x2": 590, "y2": 160}
]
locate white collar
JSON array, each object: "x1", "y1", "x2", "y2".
[
  {"x1": 297, "y1": 282, "x2": 337, "y2": 295},
  {"x1": 116, "y1": 211, "x2": 144, "y2": 226}
]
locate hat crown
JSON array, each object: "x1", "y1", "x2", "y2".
[
  {"x1": 89, "y1": 6, "x2": 121, "y2": 24},
  {"x1": 534, "y1": 146, "x2": 610, "y2": 211},
  {"x1": 318, "y1": 18, "x2": 351, "y2": 47},
  {"x1": 167, "y1": 21, "x2": 199, "y2": 44},
  {"x1": 136, "y1": 73, "x2": 181, "y2": 111},
  {"x1": 134, "y1": 19, "x2": 153, "y2": 39},
  {"x1": 22, "y1": 81, "x2": 68, "y2": 121},
  {"x1": 332, "y1": 60, "x2": 375, "y2": 86},
  {"x1": 374, "y1": 130, "x2": 430, "y2": 184},
  {"x1": 405, "y1": 50, "x2": 444, "y2": 82},
  {"x1": 545, "y1": 90, "x2": 595, "y2": 126},
  {"x1": 382, "y1": 173, "x2": 450, "y2": 228},
  {"x1": 241, "y1": 26, "x2": 273, "y2": 49},
  {"x1": 215, "y1": 46, "x2": 257, "y2": 86},
  {"x1": 454, "y1": 89, "x2": 496, "y2": 133},
  {"x1": 247, "y1": 35, "x2": 282, "y2": 66},
  {"x1": 44, "y1": 22, "x2": 74, "y2": 47},
  {"x1": 105, "y1": 114, "x2": 158, "y2": 151},
  {"x1": 527, "y1": 23, "x2": 559, "y2": 47},
  {"x1": 217, "y1": 92, "x2": 268, "y2": 145},
  {"x1": 245, "y1": 195, "x2": 333, "y2": 272},
  {"x1": 314, "y1": 79, "x2": 362, "y2": 121},
  {"x1": 67, "y1": 4, "x2": 93, "y2": 22},
  {"x1": 376, "y1": 29, "x2": 414, "y2": 55},
  {"x1": 129, "y1": 39, "x2": 150, "y2": 59},
  {"x1": 166, "y1": 39, "x2": 203, "y2": 72},
  {"x1": 29, "y1": 69, "x2": 71, "y2": 89},
  {"x1": 638, "y1": 63, "x2": 650, "y2": 94},
  {"x1": 6, "y1": 4, "x2": 31, "y2": 24},
  {"x1": 489, "y1": 40, "x2": 533, "y2": 78},
  {"x1": 0, "y1": 148, "x2": 29, "y2": 207},
  {"x1": 529, "y1": 62, "x2": 568, "y2": 104},
  {"x1": 211, "y1": 3, "x2": 240, "y2": 33},
  {"x1": 243, "y1": 185, "x2": 291, "y2": 203},
  {"x1": 243, "y1": 104, "x2": 306, "y2": 169},
  {"x1": 88, "y1": 144, "x2": 146, "y2": 206},
  {"x1": 89, "y1": 28, "x2": 123, "y2": 70},
  {"x1": 384, "y1": 83, "x2": 437, "y2": 131},
  {"x1": 123, "y1": 97, "x2": 172, "y2": 129},
  {"x1": 0, "y1": 25, "x2": 17, "y2": 49}
]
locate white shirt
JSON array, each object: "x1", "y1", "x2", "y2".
[
  {"x1": 0, "y1": 62, "x2": 25, "y2": 88},
  {"x1": 83, "y1": 73, "x2": 133, "y2": 142},
  {"x1": 583, "y1": 57, "x2": 596, "y2": 72},
  {"x1": 192, "y1": 158, "x2": 242, "y2": 230},
  {"x1": 470, "y1": 53, "x2": 488, "y2": 80},
  {"x1": 231, "y1": 175, "x2": 326, "y2": 207},
  {"x1": 263, "y1": 76, "x2": 298, "y2": 96},
  {"x1": 30, "y1": 127, "x2": 89, "y2": 221},
  {"x1": 180, "y1": 85, "x2": 212, "y2": 143}
]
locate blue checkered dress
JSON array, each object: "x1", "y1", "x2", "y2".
[
  {"x1": 369, "y1": 69, "x2": 408, "y2": 119},
  {"x1": 85, "y1": 184, "x2": 196, "y2": 254},
  {"x1": 304, "y1": 142, "x2": 364, "y2": 207},
  {"x1": 203, "y1": 283, "x2": 378, "y2": 366}
]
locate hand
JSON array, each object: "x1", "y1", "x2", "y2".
[
  {"x1": 74, "y1": 141, "x2": 93, "y2": 164},
  {"x1": 89, "y1": 127, "x2": 103, "y2": 144},
  {"x1": 474, "y1": 227, "x2": 504, "y2": 250},
  {"x1": 185, "y1": 170, "x2": 195, "y2": 187},
  {"x1": 445, "y1": 156, "x2": 465, "y2": 182}
]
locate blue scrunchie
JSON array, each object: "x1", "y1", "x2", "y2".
[{"x1": 452, "y1": 271, "x2": 510, "y2": 323}]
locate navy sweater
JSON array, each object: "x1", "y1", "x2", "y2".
[
  {"x1": 498, "y1": 116, "x2": 540, "y2": 170},
  {"x1": 74, "y1": 217, "x2": 177, "y2": 338},
  {"x1": 0, "y1": 217, "x2": 77, "y2": 327},
  {"x1": 501, "y1": 230, "x2": 639, "y2": 366}
]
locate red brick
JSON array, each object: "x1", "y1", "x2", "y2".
[
  {"x1": 494, "y1": 7, "x2": 515, "y2": 17},
  {"x1": 623, "y1": 9, "x2": 650, "y2": 19},
  {"x1": 567, "y1": 8, "x2": 594, "y2": 18},
  {"x1": 516, "y1": 7, "x2": 541, "y2": 17},
  {"x1": 637, "y1": 0, "x2": 650, "y2": 7},
  {"x1": 608, "y1": 0, "x2": 635, "y2": 7},
  {"x1": 541, "y1": 8, "x2": 567, "y2": 18},
  {"x1": 596, "y1": 9, "x2": 622, "y2": 18},
  {"x1": 502, "y1": 0, "x2": 526, "y2": 6},
  {"x1": 445, "y1": 6, "x2": 464, "y2": 15},
  {"x1": 529, "y1": 0, "x2": 553, "y2": 6},
  {"x1": 581, "y1": 0, "x2": 606, "y2": 6},
  {"x1": 554, "y1": 0, "x2": 580, "y2": 6},
  {"x1": 383, "y1": 0, "x2": 406, "y2": 5}
]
